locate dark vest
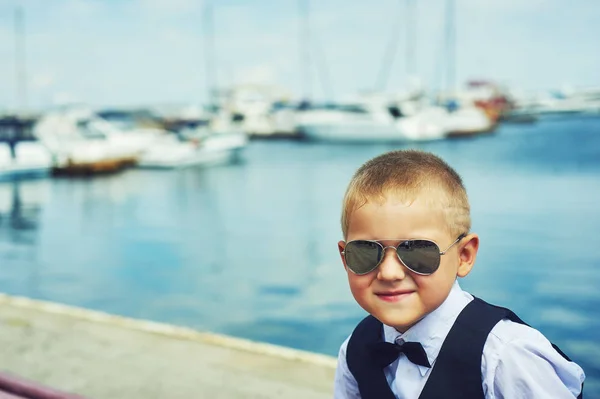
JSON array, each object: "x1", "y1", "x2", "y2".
[{"x1": 346, "y1": 297, "x2": 583, "y2": 399}]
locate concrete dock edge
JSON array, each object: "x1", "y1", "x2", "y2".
[{"x1": 0, "y1": 294, "x2": 337, "y2": 399}]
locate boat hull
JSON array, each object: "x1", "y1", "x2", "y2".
[
  {"x1": 0, "y1": 166, "x2": 50, "y2": 181},
  {"x1": 298, "y1": 123, "x2": 408, "y2": 143},
  {"x1": 137, "y1": 132, "x2": 247, "y2": 169}
]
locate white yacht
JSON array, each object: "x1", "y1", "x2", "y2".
[
  {"x1": 33, "y1": 108, "x2": 145, "y2": 174},
  {"x1": 0, "y1": 141, "x2": 52, "y2": 180},
  {"x1": 34, "y1": 107, "x2": 248, "y2": 172},
  {"x1": 296, "y1": 98, "x2": 449, "y2": 143},
  {"x1": 137, "y1": 130, "x2": 247, "y2": 169}
]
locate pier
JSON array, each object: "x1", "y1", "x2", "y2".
[{"x1": 0, "y1": 294, "x2": 336, "y2": 399}]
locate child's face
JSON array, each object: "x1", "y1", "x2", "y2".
[{"x1": 339, "y1": 192, "x2": 472, "y2": 332}]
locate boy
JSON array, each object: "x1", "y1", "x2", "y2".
[{"x1": 334, "y1": 150, "x2": 585, "y2": 398}]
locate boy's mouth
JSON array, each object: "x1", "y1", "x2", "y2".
[{"x1": 375, "y1": 290, "x2": 415, "y2": 302}]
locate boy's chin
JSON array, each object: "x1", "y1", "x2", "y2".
[{"x1": 375, "y1": 313, "x2": 423, "y2": 333}]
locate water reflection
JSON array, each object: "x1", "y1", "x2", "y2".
[
  {"x1": 0, "y1": 179, "x2": 47, "y2": 298},
  {"x1": 0, "y1": 181, "x2": 43, "y2": 237}
]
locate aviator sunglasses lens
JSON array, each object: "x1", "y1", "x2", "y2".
[
  {"x1": 396, "y1": 240, "x2": 441, "y2": 274},
  {"x1": 344, "y1": 240, "x2": 382, "y2": 274}
]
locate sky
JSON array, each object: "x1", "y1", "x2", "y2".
[{"x1": 1, "y1": 0, "x2": 600, "y2": 111}]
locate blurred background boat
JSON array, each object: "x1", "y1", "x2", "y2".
[
  {"x1": 32, "y1": 108, "x2": 144, "y2": 176},
  {"x1": 0, "y1": 116, "x2": 52, "y2": 180},
  {"x1": 32, "y1": 107, "x2": 248, "y2": 174},
  {"x1": 296, "y1": 96, "x2": 449, "y2": 143},
  {"x1": 137, "y1": 130, "x2": 247, "y2": 169}
]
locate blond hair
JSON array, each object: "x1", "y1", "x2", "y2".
[{"x1": 341, "y1": 150, "x2": 471, "y2": 238}]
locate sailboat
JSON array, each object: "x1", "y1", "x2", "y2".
[
  {"x1": 0, "y1": 5, "x2": 53, "y2": 180},
  {"x1": 133, "y1": 1, "x2": 248, "y2": 168},
  {"x1": 297, "y1": 0, "x2": 449, "y2": 143},
  {"x1": 436, "y1": 0, "x2": 497, "y2": 138}
]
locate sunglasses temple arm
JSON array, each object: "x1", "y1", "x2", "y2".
[{"x1": 439, "y1": 233, "x2": 467, "y2": 255}]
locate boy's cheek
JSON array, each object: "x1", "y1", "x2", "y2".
[
  {"x1": 348, "y1": 280, "x2": 367, "y2": 303},
  {"x1": 347, "y1": 273, "x2": 373, "y2": 292}
]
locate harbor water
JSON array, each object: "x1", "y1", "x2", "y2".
[{"x1": 0, "y1": 116, "x2": 598, "y2": 395}]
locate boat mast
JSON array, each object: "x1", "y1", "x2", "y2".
[
  {"x1": 299, "y1": 0, "x2": 312, "y2": 102},
  {"x1": 299, "y1": 0, "x2": 334, "y2": 102},
  {"x1": 203, "y1": 1, "x2": 217, "y2": 110},
  {"x1": 445, "y1": 0, "x2": 456, "y2": 95},
  {"x1": 14, "y1": 2, "x2": 27, "y2": 114},
  {"x1": 374, "y1": 0, "x2": 403, "y2": 92},
  {"x1": 406, "y1": 0, "x2": 416, "y2": 82}
]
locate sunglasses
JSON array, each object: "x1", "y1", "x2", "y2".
[{"x1": 341, "y1": 234, "x2": 467, "y2": 276}]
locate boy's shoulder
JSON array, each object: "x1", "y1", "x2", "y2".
[
  {"x1": 487, "y1": 316, "x2": 546, "y2": 345},
  {"x1": 482, "y1": 318, "x2": 585, "y2": 397},
  {"x1": 483, "y1": 317, "x2": 556, "y2": 366}
]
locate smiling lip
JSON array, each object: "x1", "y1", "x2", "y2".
[{"x1": 375, "y1": 290, "x2": 415, "y2": 302}]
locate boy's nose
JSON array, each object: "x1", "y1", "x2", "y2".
[{"x1": 376, "y1": 247, "x2": 407, "y2": 281}]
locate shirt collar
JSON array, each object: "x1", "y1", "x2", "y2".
[{"x1": 383, "y1": 280, "x2": 473, "y2": 376}]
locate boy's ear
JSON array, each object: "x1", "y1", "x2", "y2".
[
  {"x1": 338, "y1": 241, "x2": 347, "y2": 268},
  {"x1": 457, "y1": 233, "x2": 479, "y2": 277}
]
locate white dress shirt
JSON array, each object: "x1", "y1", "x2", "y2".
[{"x1": 334, "y1": 281, "x2": 585, "y2": 398}]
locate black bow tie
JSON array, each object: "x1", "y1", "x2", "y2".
[{"x1": 368, "y1": 341, "x2": 431, "y2": 368}]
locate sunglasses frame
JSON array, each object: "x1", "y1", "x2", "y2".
[{"x1": 342, "y1": 233, "x2": 467, "y2": 276}]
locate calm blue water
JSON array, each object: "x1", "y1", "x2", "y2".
[{"x1": 0, "y1": 115, "x2": 599, "y2": 394}]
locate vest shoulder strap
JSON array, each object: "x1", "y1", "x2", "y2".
[
  {"x1": 419, "y1": 297, "x2": 512, "y2": 398},
  {"x1": 346, "y1": 315, "x2": 396, "y2": 399}
]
